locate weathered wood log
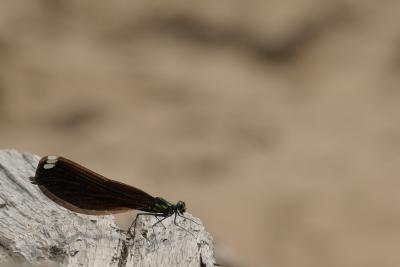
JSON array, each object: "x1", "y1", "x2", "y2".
[{"x1": 0, "y1": 149, "x2": 215, "y2": 266}]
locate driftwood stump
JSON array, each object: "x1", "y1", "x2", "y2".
[{"x1": 0, "y1": 149, "x2": 215, "y2": 267}]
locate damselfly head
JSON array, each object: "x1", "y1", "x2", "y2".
[{"x1": 176, "y1": 201, "x2": 186, "y2": 214}]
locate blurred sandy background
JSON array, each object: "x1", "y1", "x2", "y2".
[{"x1": 1, "y1": 1, "x2": 400, "y2": 266}]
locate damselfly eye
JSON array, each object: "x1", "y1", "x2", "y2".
[{"x1": 177, "y1": 201, "x2": 186, "y2": 213}]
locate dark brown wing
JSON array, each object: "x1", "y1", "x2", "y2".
[{"x1": 30, "y1": 156, "x2": 155, "y2": 215}]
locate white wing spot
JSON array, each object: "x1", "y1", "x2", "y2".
[
  {"x1": 44, "y1": 163, "x2": 55, "y2": 169},
  {"x1": 46, "y1": 155, "x2": 59, "y2": 164}
]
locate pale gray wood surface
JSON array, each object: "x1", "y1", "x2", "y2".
[{"x1": 0, "y1": 149, "x2": 215, "y2": 267}]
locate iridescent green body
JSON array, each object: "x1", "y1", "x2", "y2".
[{"x1": 150, "y1": 197, "x2": 186, "y2": 216}]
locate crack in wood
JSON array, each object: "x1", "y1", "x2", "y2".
[{"x1": 117, "y1": 237, "x2": 133, "y2": 267}]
